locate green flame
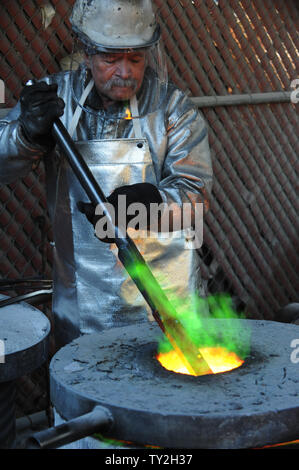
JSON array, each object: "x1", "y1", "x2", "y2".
[
  {"x1": 156, "y1": 291, "x2": 251, "y2": 360},
  {"x1": 125, "y1": 256, "x2": 251, "y2": 368}
]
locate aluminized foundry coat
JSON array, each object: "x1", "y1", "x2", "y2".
[{"x1": 0, "y1": 67, "x2": 212, "y2": 348}]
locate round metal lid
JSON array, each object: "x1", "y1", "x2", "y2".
[
  {"x1": 0, "y1": 295, "x2": 51, "y2": 382},
  {"x1": 50, "y1": 319, "x2": 299, "y2": 448}
]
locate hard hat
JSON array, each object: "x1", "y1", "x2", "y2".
[
  {"x1": 70, "y1": 0, "x2": 161, "y2": 52},
  {"x1": 68, "y1": 0, "x2": 168, "y2": 121}
]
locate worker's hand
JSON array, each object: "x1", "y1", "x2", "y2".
[
  {"x1": 107, "y1": 183, "x2": 162, "y2": 222},
  {"x1": 77, "y1": 183, "x2": 162, "y2": 242},
  {"x1": 19, "y1": 82, "x2": 65, "y2": 148}
]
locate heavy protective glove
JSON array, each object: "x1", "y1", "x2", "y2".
[
  {"x1": 77, "y1": 183, "x2": 163, "y2": 242},
  {"x1": 19, "y1": 82, "x2": 65, "y2": 148}
]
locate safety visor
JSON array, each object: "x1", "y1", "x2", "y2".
[{"x1": 69, "y1": 35, "x2": 168, "y2": 122}]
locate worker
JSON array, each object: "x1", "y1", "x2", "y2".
[{"x1": 0, "y1": 0, "x2": 213, "y2": 350}]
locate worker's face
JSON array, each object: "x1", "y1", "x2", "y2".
[{"x1": 87, "y1": 51, "x2": 146, "y2": 103}]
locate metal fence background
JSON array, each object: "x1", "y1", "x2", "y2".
[{"x1": 0, "y1": 0, "x2": 298, "y2": 418}]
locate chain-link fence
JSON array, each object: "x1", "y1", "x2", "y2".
[{"x1": 0, "y1": 0, "x2": 298, "y2": 418}]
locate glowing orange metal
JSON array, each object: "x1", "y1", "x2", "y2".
[{"x1": 156, "y1": 346, "x2": 244, "y2": 376}]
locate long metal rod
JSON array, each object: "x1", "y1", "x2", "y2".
[
  {"x1": 0, "y1": 289, "x2": 53, "y2": 308},
  {"x1": 191, "y1": 91, "x2": 292, "y2": 108},
  {"x1": 0, "y1": 91, "x2": 293, "y2": 119},
  {"x1": 52, "y1": 118, "x2": 211, "y2": 376}
]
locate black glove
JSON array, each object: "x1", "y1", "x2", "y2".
[
  {"x1": 77, "y1": 183, "x2": 163, "y2": 242},
  {"x1": 19, "y1": 82, "x2": 65, "y2": 148}
]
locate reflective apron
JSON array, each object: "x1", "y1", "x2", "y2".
[{"x1": 52, "y1": 82, "x2": 204, "y2": 347}]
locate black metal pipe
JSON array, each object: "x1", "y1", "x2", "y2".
[
  {"x1": 26, "y1": 406, "x2": 113, "y2": 449},
  {"x1": 0, "y1": 290, "x2": 53, "y2": 308}
]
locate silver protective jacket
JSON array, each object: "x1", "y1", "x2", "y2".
[{"x1": 0, "y1": 68, "x2": 213, "y2": 348}]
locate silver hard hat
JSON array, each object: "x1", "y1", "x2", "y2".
[{"x1": 70, "y1": 0, "x2": 161, "y2": 52}]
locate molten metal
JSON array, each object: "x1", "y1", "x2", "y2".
[{"x1": 156, "y1": 346, "x2": 244, "y2": 376}]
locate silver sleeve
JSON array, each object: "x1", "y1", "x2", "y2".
[
  {"x1": 158, "y1": 92, "x2": 213, "y2": 225},
  {"x1": 0, "y1": 95, "x2": 50, "y2": 185}
]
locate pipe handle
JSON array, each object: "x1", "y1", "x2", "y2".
[{"x1": 26, "y1": 406, "x2": 113, "y2": 449}]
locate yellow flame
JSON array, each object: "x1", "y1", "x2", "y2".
[
  {"x1": 125, "y1": 108, "x2": 132, "y2": 120},
  {"x1": 157, "y1": 346, "x2": 244, "y2": 376}
]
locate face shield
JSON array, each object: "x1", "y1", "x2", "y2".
[
  {"x1": 68, "y1": 0, "x2": 168, "y2": 122},
  {"x1": 69, "y1": 39, "x2": 168, "y2": 122}
]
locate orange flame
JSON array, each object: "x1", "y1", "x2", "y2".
[
  {"x1": 259, "y1": 439, "x2": 299, "y2": 449},
  {"x1": 156, "y1": 346, "x2": 244, "y2": 376},
  {"x1": 125, "y1": 108, "x2": 132, "y2": 120}
]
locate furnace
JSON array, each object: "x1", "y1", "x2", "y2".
[{"x1": 45, "y1": 318, "x2": 299, "y2": 449}]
